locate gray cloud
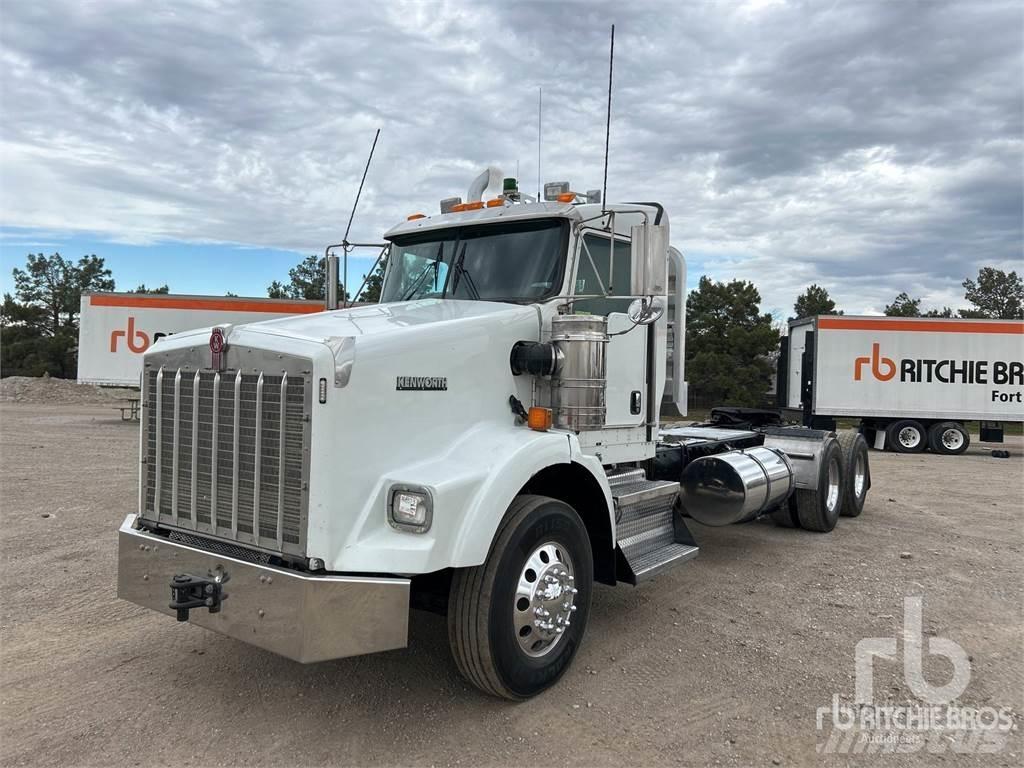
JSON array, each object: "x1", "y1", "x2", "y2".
[{"x1": 1, "y1": 0, "x2": 1020, "y2": 315}]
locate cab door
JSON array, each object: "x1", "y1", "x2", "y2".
[{"x1": 572, "y1": 232, "x2": 646, "y2": 427}]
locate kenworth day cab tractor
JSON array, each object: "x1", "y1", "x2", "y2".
[{"x1": 117, "y1": 171, "x2": 872, "y2": 699}]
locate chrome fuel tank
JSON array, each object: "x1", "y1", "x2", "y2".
[
  {"x1": 551, "y1": 314, "x2": 609, "y2": 430},
  {"x1": 679, "y1": 447, "x2": 794, "y2": 526}
]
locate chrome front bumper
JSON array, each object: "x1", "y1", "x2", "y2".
[{"x1": 117, "y1": 515, "x2": 410, "y2": 663}]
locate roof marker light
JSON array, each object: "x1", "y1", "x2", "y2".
[
  {"x1": 544, "y1": 181, "x2": 570, "y2": 201},
  {"x1": 557, "y1": 192, "x2": 576, "y2": 203},
  {"x1": 440, "y1": 197, "x2": 462, "y2": 214},
  {"x1": 407, "y1": 213, "x2": 426, "y2": 220},
  {"x1": 463, "y1": 201, "x2": 485, "y2": 211},
  {"x1": 486, "y1": 198, "x2": 505, "y2": 208}
]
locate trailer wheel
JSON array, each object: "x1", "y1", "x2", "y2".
[
  {"x1": 447, "y1": 494, "x2": 593, "y2": 700},
  {"x1": 886, "y1": 420, "x2": 926, "y2": 453},
  {"x1": 793, "y1": 438, "x2": 843, "y2": 532},
  {"x1": 837, "y1": 430, "x2": 870, "y2": 517},
  {"x1": 928, "y1": 422, "x2": 970, "y2": 456}
]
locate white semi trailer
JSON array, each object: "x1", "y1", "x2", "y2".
[
  {"x1": 780, "y1": 315, "x2": 1024, "y2": 454},
  {"x1": 117, "y1": 176, "x2": 872, "y2": 699}
]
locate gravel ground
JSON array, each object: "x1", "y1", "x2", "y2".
[
  {"x1": 0, "y1": 403, "x2": 1021, "y2": 767},
  {"x1": 1, "y1": 376, "x2": 137, "y2": 404}
]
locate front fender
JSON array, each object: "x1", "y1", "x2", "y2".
[{"x1": 331, "y1": 423, "x2": 573, "y2": 573}]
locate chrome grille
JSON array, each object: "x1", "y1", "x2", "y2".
[{"x1": 141, "y1": 366, "x2": 310, "y2": 557}]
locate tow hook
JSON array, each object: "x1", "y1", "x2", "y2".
[{"x1": 169, "y1": 569, "x2": 229, "y2": 622}]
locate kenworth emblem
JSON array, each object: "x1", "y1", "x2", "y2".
[
  {"x1": 396, "y1": 376, "x2": 447, "y2": 391},
  {"x1": 210, "y1": 327, "x2": 227, "y2": 370}
]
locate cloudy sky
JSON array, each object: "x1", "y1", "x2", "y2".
[{"x1": 1, "y1": 0, "x2": 1021, "y2": 317}]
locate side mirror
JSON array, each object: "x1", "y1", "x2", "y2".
[
  {"x1": 630, "y1": 224, "x2": 669, "y2": 296},
  {"x1": 627, "y1": 296, "x2": 665, "y2": 325}
]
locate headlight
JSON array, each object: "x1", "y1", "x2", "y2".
[{"x1": 388, "y1": 486, "x2": 433, "y2": 533}]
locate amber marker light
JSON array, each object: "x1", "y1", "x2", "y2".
[{"x1": 527, "y1": 407, "x2": 553, "y2": 432}]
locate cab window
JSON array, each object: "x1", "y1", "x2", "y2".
[{"x1": 573, "y1": 233, "x2": 631, "y2": 315}]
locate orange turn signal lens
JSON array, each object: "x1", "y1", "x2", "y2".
[
  {"x1": 527, "y1": 406, "x2": 553, "y2": 432},
  {"x1": 407, "y1": 213, "x2": 426, "y2": 220},
  {"x1": 486, "y1": 198, "x2": 505, "y2": 208},
  {"x1": 556, "y1": 192, "x2": 576, "y2": 203}
]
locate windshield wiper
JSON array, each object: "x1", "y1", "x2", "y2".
[
  {"x1": 400, "y1": 242, "x2": 445, "y2": 301},
  {"x1": 448, "y1": 241, "x2": 479, "y2": 299},
  {"x1": 400, "y1": 263, "x2": 436, "y2": 301}
]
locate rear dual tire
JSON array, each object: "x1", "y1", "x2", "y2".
[
  {"x1": 837, "y1": 430, "x2": 870, "y2": 517},
  {"x1": 771, "y1": 436, "x2": 845, "y2": 532}
]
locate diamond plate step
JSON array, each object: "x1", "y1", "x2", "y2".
[
  {"x1": 626, "y1": 542, "x2": 699, "y2": 581},
  {"x1": 607, "y1": 468, "x2": 648, "y2": 490},
  {"x1": 610, "y1": 476, "x2": 698, "y2": 584}
]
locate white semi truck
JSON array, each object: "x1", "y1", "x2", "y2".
[
  {"x1": 780, "y1": 315, "x2": 1024, "y2": 454},
  {"x1": 117, "y1": 176, "x2": 872, "y2": 699}
]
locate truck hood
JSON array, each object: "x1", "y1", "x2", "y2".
[
  {"x1": 148, "y1": 298, "x2": 541, "y2": 352},
  {"x1": 242, "y1": 299, "x2": 540, "y2": 343}
]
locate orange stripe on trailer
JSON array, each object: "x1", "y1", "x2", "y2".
[
  {"x1": 89, "y1": 295, "x2": 324, "y2": 314},
  {"x1": 817, "y1": 317, "x2": 1024, "y2": 335}
]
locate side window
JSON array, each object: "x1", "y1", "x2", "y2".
[{"x1": 573, "y1": 234, "x2": 631, "y2": 315}]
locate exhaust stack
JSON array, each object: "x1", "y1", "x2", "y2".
[{"x1": 467, "y1": 167, "x2": 504, "y2": 203}]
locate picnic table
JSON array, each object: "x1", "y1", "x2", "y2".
[{"x1": 115, "y1": 397, "x2": 140, "y2": 422}]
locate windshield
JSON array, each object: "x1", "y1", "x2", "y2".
[{"x1": 381, "y1": 218, "x2": 568, "y2": 303}]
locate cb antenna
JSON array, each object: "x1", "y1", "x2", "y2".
[
  {"x1": 325, "y1": 128, "x2": 381, "y2": 309},
  {"x1": 601, "y1": 24, "x2": 614, "y2": 213}
]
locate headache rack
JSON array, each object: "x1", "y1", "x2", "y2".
[{"x1": 139, "y1": 356, "x2": 312, "y2": 558}]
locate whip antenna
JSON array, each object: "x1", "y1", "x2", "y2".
[
  {"x1": 601, "y1": 24, "x2": 614, "y2": 212},
  {"x1": 325, "y1": 128, "x2": 381, "y2": 309},
  {"x1": 343, "y1": 128, "x2": 380, "y2": 244},
  {"x1": 537, "y1": 86, "x2": 543, "y2": 200}
]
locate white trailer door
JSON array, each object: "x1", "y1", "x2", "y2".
[{"x1": 786, "y1": 318, "x2": 815, "y2": 410}]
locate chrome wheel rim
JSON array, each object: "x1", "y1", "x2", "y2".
[
  {"x1": 513, "y1": 541, "x2": 577, "y2": 658},
  {"x1": 854, "y1": 453, "x2": 866, "y2": 498},
  {"x1": 825, "y1": 458, "x2": 841, "y2": 513},
  {"x1": 942, "y1": 428, "x2": 964, "y2": 451},
  {"x1": 898, "y1": 427, "x2": 921, "y2": 448}
]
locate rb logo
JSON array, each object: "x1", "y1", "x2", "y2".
[
  {"x1": 854, "y1": 342, "x2": 896, "y2": 381},
  {"x1": 110, "y1": 316, "x2": 150, "y2": 353}
]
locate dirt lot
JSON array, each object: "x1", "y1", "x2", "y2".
[{"x1": 1, "y1": 403, "x2": 1021, "y2": 767}]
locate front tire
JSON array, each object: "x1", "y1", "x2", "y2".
[{"x1": 448, "y1": 495, "x2": 593, "y2": 700}]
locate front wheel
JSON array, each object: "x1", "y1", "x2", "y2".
[{"x1": 448, "y1": 495, "x2": 593, "y2": 699}]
